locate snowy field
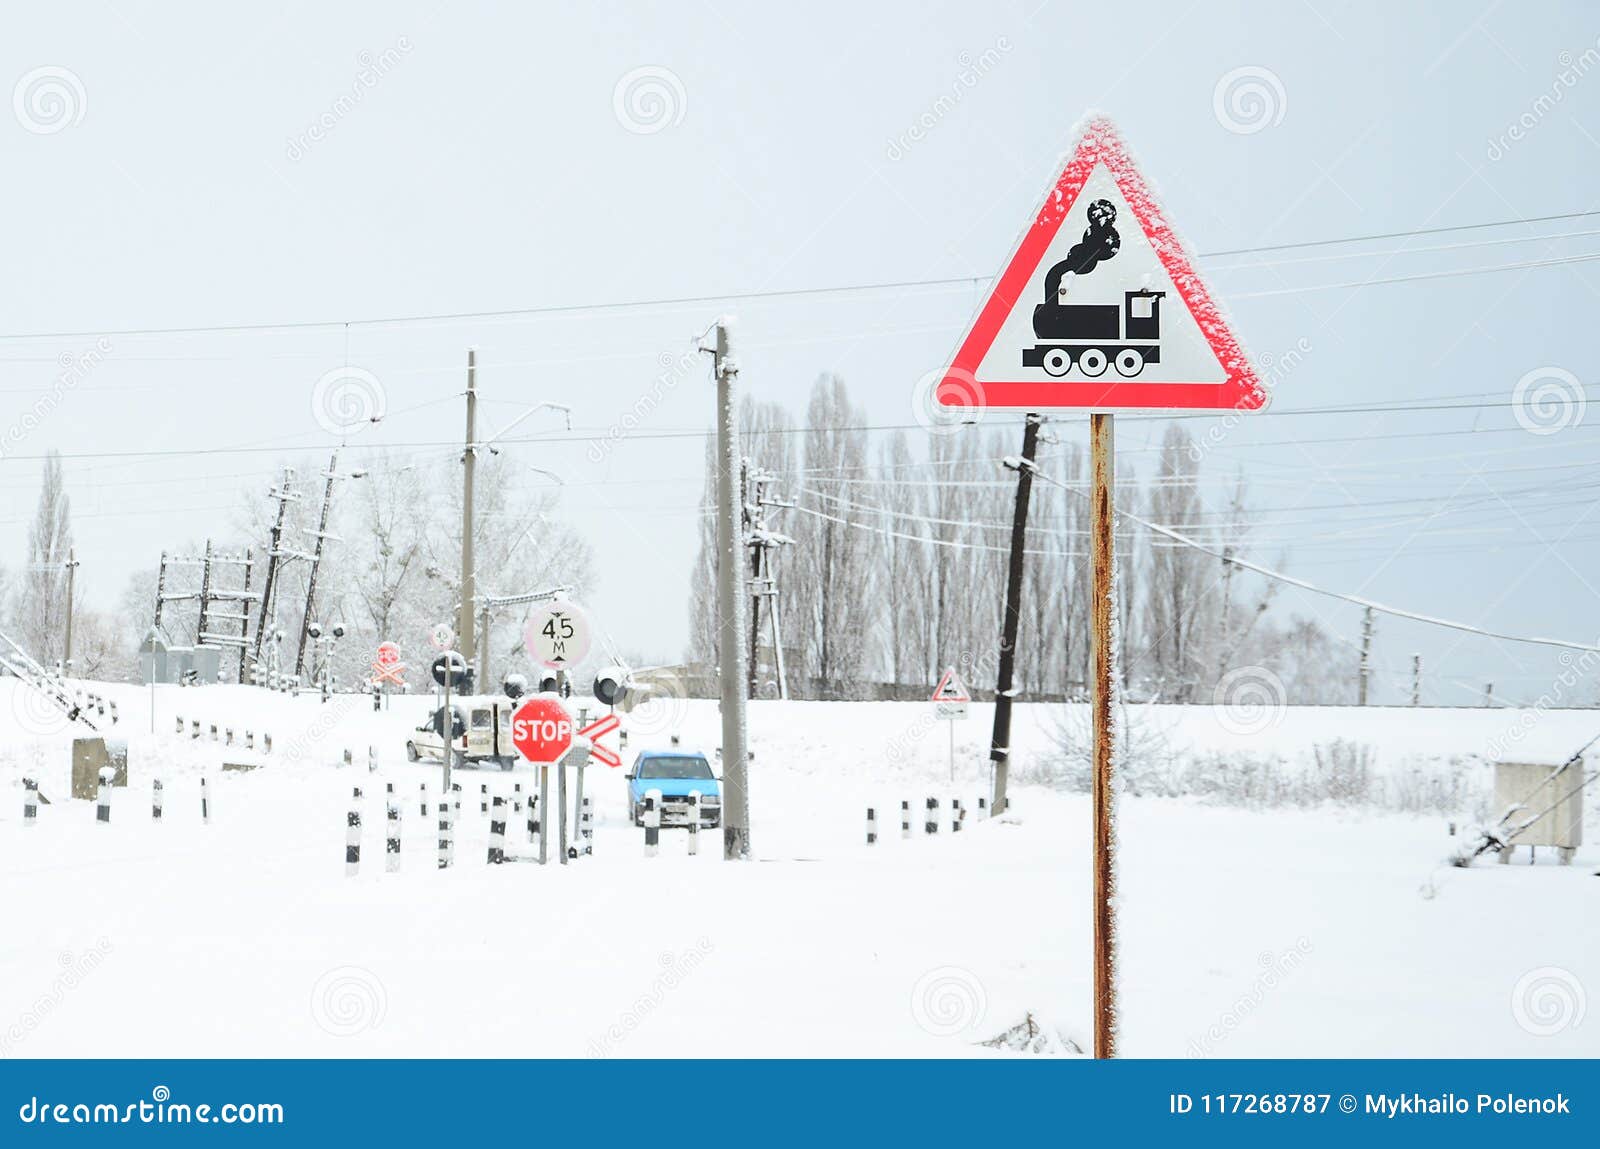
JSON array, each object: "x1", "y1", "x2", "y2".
[{"x1": 1, "y1": 681, "x2": 1595, "y2": 1058}]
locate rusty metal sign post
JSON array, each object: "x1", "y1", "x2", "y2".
[{"x1": 930, "y1": 117, "x2": 1268, "y2": 1058}]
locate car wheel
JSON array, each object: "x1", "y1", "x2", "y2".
[{"x1": 405, "y1": 742, "x2": 419, "y2": 762}]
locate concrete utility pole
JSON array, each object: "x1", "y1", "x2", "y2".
[
  {"x1": 295, "y1": 451, "x2": 356, "y2": 678},
  {"x1": 1089, "y1": 412, "x2": 1117, "y2": 1060},
  {"x1": 1411, "y1": 653, "x2": 1422, "y2": 707},
  {"x1": 251, "y1": 468, "x2": 297, "y2": 671},
  {"x1": 990, "y1": 413, "x2": 1041, "y2": 817},
  {"x1": 1357, "y1": 606, "x2": 1375, "y2": 705},
  {"x1": 457, "y1": 349, "x2": 478, "y2": 674},
  {"x1": 62, "y1": 547, "x2": 78, "y2": 673},
  {"x1": 711, "y1": 320, "x2": 751, "y2": 860}
]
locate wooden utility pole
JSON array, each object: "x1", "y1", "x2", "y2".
[
  {"x1": 457, "y1": 350, "x2": 478, "y2": 678},
  {"x1": 295, "y1": 451, "x2": 341, "y2": 678},
  {"x1": 989, "y1": 414, "x2": 1041, "y2": 816},
  {"x1": 1089, "y1": 412, "x2": 1117, "y2": 1060},
  {"x1": 711, "y1": 320, "x2": 751, "y2": 860},
  {"x1": 62, "y1": 547, "x2": 78, "y2": 673},
  {"x1": 251, "y1": 468, "x2": 297, "y2": 671}
]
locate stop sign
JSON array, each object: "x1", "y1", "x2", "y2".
[{"x1": 509, "y1": 697, "x2": 574, "y2": 764}]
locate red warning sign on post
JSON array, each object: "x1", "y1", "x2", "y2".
[
  {"x1": 510, "y1": 697, "x2": 574, "y2": 765},
  {"x1": 935, "y1": 116, "x2": 1265, "y2": 415}
]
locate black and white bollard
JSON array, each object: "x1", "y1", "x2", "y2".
[
  {"x1": 866, "y1": 806, "x2": 877, "y2": 845},
  {"x1": 23, "y1": 778, "x2": 38, "y2": 826},
  {"x1": 643, "y1": 789, "x2": 661, "y2": 858},
  {"x1": 386, "y1": 802, "x2": 401, "y2": 873},
  {"x1": 225, "y1": 727, "x2": 234, "y2": 746},
  {"x1": 952, "y1": 799, "x2": 962, "y2": 833},
  {"x1": 96, "y1": 769, "x2": 112, "y2": 824},
  {"x1": 209, "y1": 724, "x2": 218, "y2": 742},
  {"x1": 527, "y1": 795, "x2": 538, "y2": 846},
  {"x1": 191, "y1": 719, "x2": 200, "y2": 739},
  {"x1": 420, "y1": 782, "x2": 429, "y2": 818},
  {"x1": 437, "y1": 797, "x2": 452, "y2": 870},
  {"x1": 108, "y1": 700, "x2": 118, "y2": 725},
  {"x1": 346, "y1": 787, "x2": 362, "y2": 877},
  {"x1": 200, "y1": 776, "x2": 211, "y2": 824},
  {"x1": 152, "y1": 779, "x2": 164, "y2": 821},
  {"x1": 685, "y1": 791, "x2": 699, "y2": 856},
  {"x1": 901, "y1": 800, "x2": 911, "y2": 839},
  {"x1": 244, "y1": 730, "x2": 254, "y2": 751},
  {"x1": 925, "y1": 796, "x2": 939, "y2": 835},
  {"x1": 368, "y1": 746, "x2": 378, "y2": 773},
  {"x1": 480, "y1": 783, "x2": 488, "y2": 816},
  {"x1": 579, "y1": 796, "x2": 593, "y2": 856},
  {"x1": 487, "y1": 796, "x2": 506, "y2": 865},
  {"x1": 176, "y1": 715, "x2": 184, "y2": 735},
  {"x1": 978, "y1": 795, "x2": 988, "y2": 820},
  {"x1": 263, "y1": 733, "x2": 272, "y2": 754},
  {"x1": 343, "y1": 748, "x2": 353, "y2": 768}
]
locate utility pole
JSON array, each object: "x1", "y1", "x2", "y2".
[
  {"x1": 196, "y1": 540, "x2": 214, "y2": 655},
  {"x1": 251, "y1": 468, "x2": 297, "y2": 672},
  {"x1": 1411, "y1": 653, "x2": 1421, "y2": 707},
  {"x1": 62, "y1": 547, "x2": 78, "y2": 674},
  {"x1": 743, "y1": 460, "x2": 758, "y2": 698},
  {"x1": 710, "y1": 320, "x2": 751, "y2": 860},
  {"x1": 1357, "y1": 606, "x2": 1375, "y2": 705},
  {"x1": 153, "y1": 551, "x2": 169, "y2": 631},
  {"x1": 990, "y1": 413, "x2": 1041, "y2": 817},
  {"x1": 743, "y1": 465, "x2": 792, "y2": 700},
  {"x1": 295, "y1": 450, "x2": 342, "y2": 678},
  {"x1": 457, "y1": 349, "x2": 479, "y2": 677},
  {"x1": 1089, "y1": 412, "x2": 1117, "y2": 1061},
  {"x1": 237, "y1": 548, "x2": 254, "y2": 681}
]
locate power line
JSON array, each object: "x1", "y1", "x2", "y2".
[{"x1": 1, "y1": 210, "x2": 1596, "y2": 344}]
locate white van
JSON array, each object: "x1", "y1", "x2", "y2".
[{"x1": 406, "y1": 695, "x2": 521, "y2": 769}]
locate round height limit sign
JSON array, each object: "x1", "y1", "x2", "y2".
[{"x1": 523, "y1": 600, "x2": 592, "y2": 671}]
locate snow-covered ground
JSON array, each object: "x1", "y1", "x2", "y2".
[{"x1": 1, "y1": 681, "x2": 1595, "y2": 1058}]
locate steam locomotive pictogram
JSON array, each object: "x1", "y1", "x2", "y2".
[{"x1": 1023, "y1": 287, "x2": 1165, "y2": 379}]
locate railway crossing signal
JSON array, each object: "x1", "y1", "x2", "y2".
[
  {"x1": 576, "y1": 713, "x2": 621, "y2": 769},
  {"x1": 370, "y1": 641, "x2": 405, "y2": 686},
  {"x1": 933, "y1": 116, "x2": 1266, "y2": 415},
  {"x1": 931, "y1": 666, "x2": 970, "y2": 720}
]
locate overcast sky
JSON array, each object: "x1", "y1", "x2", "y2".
[{"x1": 2, "y1": 1, "x2": 1597, "y2": 705}]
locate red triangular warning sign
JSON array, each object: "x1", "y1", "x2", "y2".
[
  {"x1": 936, "y1": 116, "x2": 1265, "y2": 414},
  {"x1": 931, "y1": 666, "x2": 971, "y2": 703}
]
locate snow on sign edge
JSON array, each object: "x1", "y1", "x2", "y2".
[{"x1": 934, "y1": 114, "x2": 1268, "y2": 415}]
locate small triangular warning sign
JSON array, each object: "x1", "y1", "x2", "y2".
[
  {"x1": 932, "y1": 666, "x2": 971, "y2": 704},
  {"x1": 936, "y1": 115, "x2": 1265, "y2": 414}
]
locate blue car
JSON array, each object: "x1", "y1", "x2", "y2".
[{"x1": 626, "y1": 750, "x2": 721, "y2": 828}]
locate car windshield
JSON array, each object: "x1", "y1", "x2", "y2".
[{"x1": 637, "y1": 755, "x2": 714, "y2": 780}]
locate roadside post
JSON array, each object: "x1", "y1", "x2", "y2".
[
  {"x1": 930, "y1": 666, "x2": 971, "y2": 783},
  {"x1": 930, "y1": 116, "x2": 1268, "y2": 1057}
]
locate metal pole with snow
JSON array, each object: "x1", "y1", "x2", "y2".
[{"x1": 346, "y1": 787, "x2": 362, "y2": 877}]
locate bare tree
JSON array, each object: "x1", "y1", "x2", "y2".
[{"x1": 14, "y1": 451, "x2": 74, "y2": 664}]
